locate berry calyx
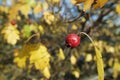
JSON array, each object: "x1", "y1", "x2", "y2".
[
  {"x1": 11, "y1": 20, "x2": 16, "y2": 25},
  {"x1": 66, "y1": 34, "x2": 80, "y2": 48}
]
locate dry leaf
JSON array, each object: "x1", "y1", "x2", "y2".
[
  {"x1": 94, "y1": 0, "x2": 108, "y2": 9},
  {"x1": 71, "y1": 0, "x2": 108, "y2": 10},
  {"x1": 70, "y1": 0, "x2": 84, "y2": 4},
  {"x1": 84, "y1": 0, "x2": 94, "y2": 11}
]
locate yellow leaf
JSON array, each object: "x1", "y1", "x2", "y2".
[
  {"x1": 71, "y1": 0, "x2": 94, "y2": 11},
  {"x1": 57, "y1": 48, "x2": 65, "y2": 60},
  {"x1": 72, "y1": 24, "x2": 78, "y2": 30},
  {"x1": 19, "y1": 4, "x2": 31, "y2": 17},
  {"x1": 42, "y1": 67, "x2": 51, "y2": 79},
  {"x1": 38, "y1": 25, "x2": 44, "y2": 35},
  {"x1": 72, "y1": 70, "x2": 80, "y2": 78},
  {"x1": 116, "y1": 3, "x2": 120, "y2": 15},
  {"x1": 9, "y1": 3, "x2": 31, "y2": 20},
  {"x1": 85, "y1": 54, "x2": 92, "y2": 62},
  {"x1": 1, "y1": 24, "x2": 20, "y2": 45},
  {"x1": 43, "y1": 12, "x2": 55, "y2": 25},
  {"x1": 84, "y1": 0, "x2": 94, "y2": 11},
  {"x1": 29, "y1": 44, "x2": 51, "y2": 70},
  {"x1": 70, "y1": 0, "x2": 84, "y2": 4},
  {"x1": 94, "y1": 0, "x2": 108, "y2": 9},
  {"x1": 52, "y1": 0, "x2": 60, "y2": 4},
  {"x1": 34, "y1": 2, "x2": 42, "y2": 14},
  {"x1": 80, "y1": 32, "x2": 104, "y2": 80},
  {"x1": 0, "y1": 6, "x2": 9, "y2": 13},
  {"x1": 94, "y1": 47, "x2": 104, "y2": 80},
  {"x1": 113, "y1": 59, "x2": 120, "y2": 79},
  {"x1": 14, "y1": 43, "x2": 51, "y2": 71},
  {"x1": 108, "y1": 58, "x2": 114, "y2": 67},
  {"x1": 8, "y1": 3, "x2": 23, "y2": 20},
  {"x1": 71, "y1": 0, "x2": 108, "y2": 10},
  {"x1": 70, "y1": 55, "x2": 77, "y2": 65},
  {"x1": 13, "y1": 44, "x2": 29, "y2": 68},
  {"x1": 42, "y1": 1, "x2": 49, "y2": 10},
  {"x1": 30, "y1": 24, "x2": 38, "y2": 33}
]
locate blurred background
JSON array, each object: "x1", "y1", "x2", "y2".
[{"x1": 0, "y1": 0, "x2": 120, "y2": 80}]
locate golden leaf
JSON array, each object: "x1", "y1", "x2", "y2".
[
  {"x1": 72, "y1": 69, "x2": 80, "y2": 78},
  {"x1": 42, "y1": 1, "x2": 49, "y2": 10},
  {"x1": 42, "y1": 67, "x2": 51, "y2": 79},
  {"x1": 9, "y1": 3, "x2": 31, "y2": 20},
  {"x1": 85, "y1": 54, "x2": 92, "y2": 62},
  {"x1": 19, "y1": 4, "x2": 31, "y2": 17},
  {"x1": 34, "y1": 2, "x2": 42, "y2": 14},
  {"x1": 52, "y1": 0, "x2": 60, "y2": 4},
  {"x1": 94, "y1": 0, "x2": 108, "y2": 9},
  {"x1": 70, "y1": 55, "x2": 77, "y2": 65},
  {"x1": 38, "y1": 25, "x2": 44, "y2": 35},
  {"x1": 14, "y1": 43, "x2": 51, "y2": 71},
  {"x1": 57, "y1": 48, "x2": 65, "y2": 60},
  {"x1": 71, "y1": 0, "x2": 94, "y2": 11},
  {"x1": 80, "y1": 32, "x2": 104, "y2": 80},
  {"x1": 84, "y1": 0, "x2": 94, "y2": 11},
  {"x1": 72, "y1": 24, "x2": 77, "y2": 30},
  {"x1": 70, "y1": 0, "x2": 84, "y2": 4},
  {"x1": 1, "y1": 24, "x2": 20, "y2": 45},
  {"x1": 0, "y1": 6, "x2": 9, "y2": 13},
  {"x1": 8, "y1": 3, "x2": 23, "y2": 20},
  {"x1": 94, "y1": 47, "x2": 104, "y2": 80},
  {"x1": 116, "y1": 3, "x2": 120, "y2": 15},
  {"x1": 43, "y1": 12, "x2": 55, "y2": 25},
  {"x1": 113, "y1": 59, "x2": 120, "y2": 79},
  {"x1": 71, "y1": 0, "x2": 108, "y2": 10},
  {"x1": 14, "y1": 44, "x2": 29, "y2": 68},
  {"x1": 29, "y1": 44, "x2": 51, "y2": 70}
]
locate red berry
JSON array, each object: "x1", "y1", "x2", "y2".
[
  {"x1": 28, "y1": 19, "x2": 32, "y2": 24},
  {"x1": 66, "y1": 34, "x2": 80, "y2": 48},
  {"x1": 11, "y1": 20, "x2": 16, "y2": 25}
]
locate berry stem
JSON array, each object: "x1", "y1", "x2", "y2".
[
  {"x1": 24, "y1": 33, "x2": 40, "y2": 43},
  {"x1": 78, "y1": 32, "x2": 95, "y2": 46}
]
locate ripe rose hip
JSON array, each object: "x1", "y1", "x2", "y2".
[
  {"x1": 66, "y1": 34, "x2": 80, "y2": 48},
  {"x1": 11, "y1": 20, "x2": 16, "y2": 25}
]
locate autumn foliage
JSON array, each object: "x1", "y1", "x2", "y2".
[{"x1": 0, "y1": 0, "x2": 120, "y2": 80}]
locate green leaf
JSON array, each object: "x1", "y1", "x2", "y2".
[
  {"x1": 22, "y1": 25, "x2": 31, "y2": 38},
  {"x1": 80, "y1": 32, "x2": 104, "y2": 80}
]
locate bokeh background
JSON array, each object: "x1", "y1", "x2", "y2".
[{"x1": 0, "y1": 0, "x2": 120, "y2": 80}]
